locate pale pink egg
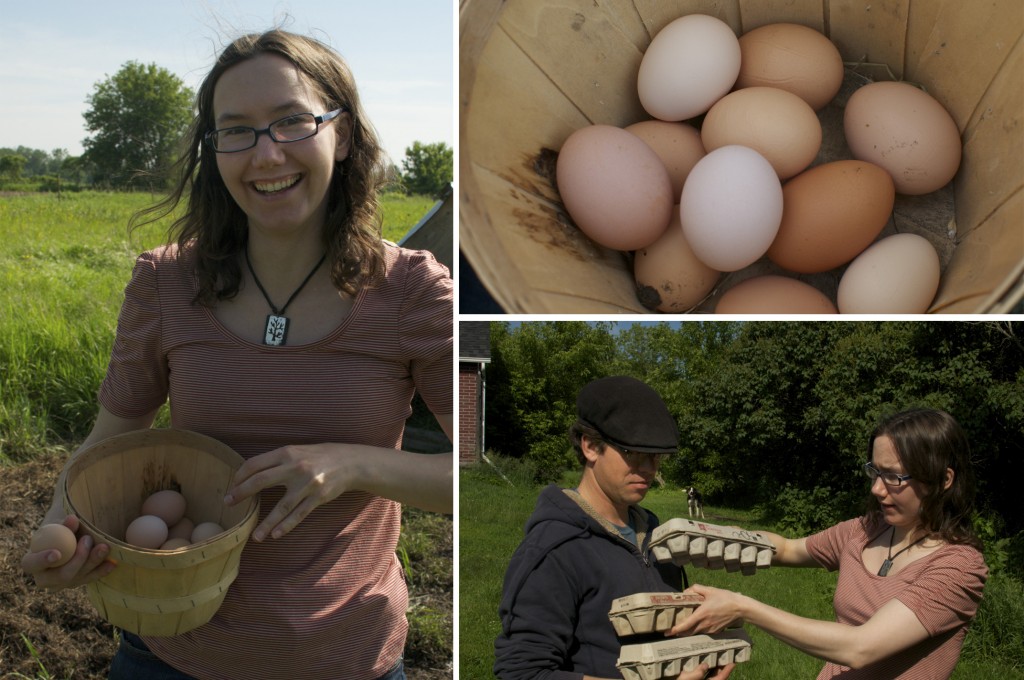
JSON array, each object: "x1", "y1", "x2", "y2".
[{"x1": 125, "y1": 515, "x2": 169, "y2": 549}]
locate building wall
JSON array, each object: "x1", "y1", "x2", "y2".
[{"x1": 459, "y1": 363, "x2": 480, "y2": 466}]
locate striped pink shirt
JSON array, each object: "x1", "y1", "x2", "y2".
[
  {"x1": 98, "y1": 242, "x2": 452, "y2": 679},
  {"x1": 805, "y1": 517, "x2": 987, "y2": 679}
]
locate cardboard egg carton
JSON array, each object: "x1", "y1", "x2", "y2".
[
  {"x1": 650, "y1": 518, "x2": 776, "y2": 574},
  {"x1": 609, "y1": 592, "x2": 703, "y2": 636},
  {"x1": 617, "y1": 629, "x2": 753, "y2": 680}
]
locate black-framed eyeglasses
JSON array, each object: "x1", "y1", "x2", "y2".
[
  {"x1": 607, "y1": 442, "x2": 670, "y2": 467},
  {"x1": 863, "y1": 462, "x2": 913, "y2": 487},
  {"x1": 205, "y1": 108, "x2": 347, "y2": 153}
]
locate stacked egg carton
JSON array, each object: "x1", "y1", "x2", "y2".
[
  {"x1": 608, "y1": 592, "x2": 704, "y2": 636},
  {"x1": 650, "y1": 518, "x2": 776, "y2": 575},
  {"x1": 616, "y1": 631, "x2": 753, "y2": 680}
]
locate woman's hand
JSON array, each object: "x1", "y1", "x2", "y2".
[
  {"x1": 224, "y1": 439, "x2": 453, "y2": 541},
  {"x1": 668, "y1": 584, "x2": 747, "y2": 637},
  {"x1": 224, "y1": 443, "x2": 359, "y2": 542},
  {"x1": 21, "y1": 516, "x2": 116, "y2": 590}
]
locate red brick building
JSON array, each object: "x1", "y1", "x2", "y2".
[{"x1": 459, "y1": 322, "x2": 490, "y2": 466}]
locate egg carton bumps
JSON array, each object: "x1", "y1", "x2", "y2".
[
  {"x1": 650, "y1": 518, "x2": 776, "y2": 574},
  {"x1": 609, "y1": 592, "x2": 703, "y2": 636},
  {"x1": 617, "y1": 630, "x2": 753, "y2": 680}
]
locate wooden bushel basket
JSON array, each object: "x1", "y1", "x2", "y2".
[
  {"x1": 460, "y1": 0, "x2": 1023, "y2": 313},
  {"x1": 62, "y1": 429, "x2": 259, "y2": 637}
]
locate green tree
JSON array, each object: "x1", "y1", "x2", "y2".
[
  {"x1": 0, "y1": 154, "x2": 27, "y2": 181},
  {"x1": 401, "y1": 141, "x2": 452, "y2": 197},
  {"x1": 82, "y1": 61, "x2": 193, "y2": 189},
  {"x1": 487, "y1": 321, "x2": 616, "y2": 481}
]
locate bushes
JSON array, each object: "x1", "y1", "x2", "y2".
[{"x1": 759, "y1": 484, "x2": 862, "y2": 536}]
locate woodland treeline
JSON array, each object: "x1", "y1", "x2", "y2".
[{"x1": 484, "y1": 321, "x2": 1023, "y2": 548}]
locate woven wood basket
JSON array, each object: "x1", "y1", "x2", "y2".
[
  {"x1": 460, "y1": 0, "x2": 1024, "y2": 313},
  {"x1": 62, "y1": 428, "x2": 259, "y2": 636}
]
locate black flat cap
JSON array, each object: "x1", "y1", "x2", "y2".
[{"x1": 576, "y1": 376, "x2": 678, "y2": 454}]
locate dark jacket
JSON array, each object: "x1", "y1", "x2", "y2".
[{"x1": 494, "y1": 485, "x2": 686, "y2": 680}]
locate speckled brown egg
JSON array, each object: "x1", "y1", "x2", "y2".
[
  {"x1": 844, "y1": 81, "x2": 962, "y2": 195},
  {"x1": 634, "y1": 208, "x2": 720, "y2": 312}
]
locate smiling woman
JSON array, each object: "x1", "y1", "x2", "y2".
[{"x1": 20, "y1": 28, "x2": 453, "y2": 680}]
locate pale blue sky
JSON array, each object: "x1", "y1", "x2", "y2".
[{"x1": 0, "y1": 0, "x2": 453, "y2": 164}]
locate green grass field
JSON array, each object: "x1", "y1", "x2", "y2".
[
  {"x1": 460, "y1": 459, "x2": 1024, "y2": 680},
  {"x1": 0, "y1": 190, "x2": 434, "y2": 461}
]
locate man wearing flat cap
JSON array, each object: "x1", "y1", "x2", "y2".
[{"x1": 494, "y1": 376, "x2": 733, "y2": 680}]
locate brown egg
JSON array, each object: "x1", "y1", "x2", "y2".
[
  {"x1": 715, "y1": 276, "x2": 837, "y2": 314},
  {"x1": 625, "y1": 120, "x2": 706, "y2": 199},
  {"x1": 141, "y1": 490, "x2": 187, "y2": 527},
  {"x1": 844, "y1": 81, "x2": 962, "y2": 195},
  {"x1": 168, "y1": 517, "x2": 195, "y2": 541},
  {"x1": 737, "y1": 23, "x2": 845, "y2": 111},
  {"x1": 767, "y1": 161, "x2": 895, "y2": 273},
  {"x1": 634, "y1": 208, "x2": 720, "y2": 312},
  {"x1": 159, "y1": 538, "x2": 192, "y2": 550},
  {"x1": 701, "y1": 87, "x2": 821, "y2": 180},
  {"x1": 30, "y1": 524, "x2": 78, "y2": 567},
  {"x1": 556, "y1": 124, "x2": 674, "y2": 251}
]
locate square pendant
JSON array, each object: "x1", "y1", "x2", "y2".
[{"x1": 264, "y1": 314, "x2": 289, "y2": 346}]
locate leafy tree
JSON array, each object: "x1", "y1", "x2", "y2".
[
  {"x1": 486, "y1": 321, "x2": 616, "y2": 481},
  {"x1": 401, "y1": 141, "x2": 452, "y2": 197},
  {"x1": 0, "y1": 154, "x2": 26, "y2": 180},
  {"x1": 83, "y1": 61, "x2": 193, "y2": 189},
  {"x1": 484, "y1": 321, "x2": 1022, "y2": 535},
  {"x1": 0, "y1": 147, "x2": 73, "y2": 177}
]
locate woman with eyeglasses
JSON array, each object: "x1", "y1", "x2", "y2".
[
  {"x1": 21, "y1": 29, "x2": 452, "y2": 680},
  {"x1": 668, "y1": 407, "x2": 986, "y2": 679}
]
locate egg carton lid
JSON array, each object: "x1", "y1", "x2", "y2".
[
  {"x1": 609, "y1": 592, "x2": 704, "y2": 615},
  {"x1": 650, "y1": 518, "x2": 776, "y2": 552},
  {"x1": 617, "y1": 630, "x2": 753, "y2": 678}
]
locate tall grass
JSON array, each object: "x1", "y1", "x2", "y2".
[
  {"x1": 0, "y1": 190, "x2": 434, "y2": 461},
  {"x1": 460, "y1": 456, "x2": 1024, "y2": 680}
]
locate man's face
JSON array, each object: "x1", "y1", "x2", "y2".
[{"x1": 584, "y1": 436, "x2": 663, "y2": 511}]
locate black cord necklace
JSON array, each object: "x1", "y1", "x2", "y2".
[
  {"x1": 877, "y1": 525, "x2": 928, "y2": 576},
  {"x1": 244, "y1": 246, "x2": 327, "y2": 346}
]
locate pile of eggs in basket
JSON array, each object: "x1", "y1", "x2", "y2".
[
  {"x1": 555, "y1": 16, "x2": 961, "y2": 313},
  {"x1": 124, "y1": 490, "x2": 224, "y2": 550}
]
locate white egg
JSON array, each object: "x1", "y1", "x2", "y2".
[
  {"x1": 638, "y1": 14, "x2": 741, "y2": 121},
  {"x1": 680, "y1": 146, "x2": 783, "y2": 271}
]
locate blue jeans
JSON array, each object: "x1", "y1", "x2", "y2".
[{"x1": 109, "y1": 631, "x2": 407, "y2": 679}]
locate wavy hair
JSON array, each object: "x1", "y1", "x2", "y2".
[
  {"x1": 866, "y1": 407, "x2": 982, "y2": 549},
  {"x1": 132, "y1": 29, "x2": 390, "y2": 304}
]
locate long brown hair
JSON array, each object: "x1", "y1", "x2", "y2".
[
  {"x1": 131, "y1": 29, "x2": 390, "y2": 304},
  {"x1": 867, "y1": 408, "x2": 982, "y2": 549}
]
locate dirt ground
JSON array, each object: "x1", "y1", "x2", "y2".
[{"x1": 0, "y1": 453, "x2": 451, "y2": 679}]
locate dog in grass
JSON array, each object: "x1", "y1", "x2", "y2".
[{"x1": 687, "y1": 487, "x2": 706, "y2": 519}]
